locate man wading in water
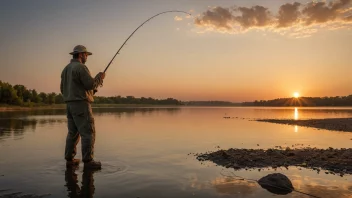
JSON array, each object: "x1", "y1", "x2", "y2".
[{"x1": 61, "y1": 45, "x2": 105, "y2": 169}]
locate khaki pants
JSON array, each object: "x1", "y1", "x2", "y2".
[{"x1": 65, "y1": 101, "x2": 95, "y2": 162}]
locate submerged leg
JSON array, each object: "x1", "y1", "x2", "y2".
[{"x1": 65, "y1": 104, "x2": 80, "y2": 161}]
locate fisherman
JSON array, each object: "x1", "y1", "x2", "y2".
[{"x1": 60, "y1": 45, "x2": 105, "y2": 169}]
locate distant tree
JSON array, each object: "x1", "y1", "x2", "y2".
[
  {"x1": 55, "y1": 94, "x2": 64, "y2": 104},
  {"x1": 114, "y1": 95, "x2": 122, "y2": 104},
  {"x1": 31, "y1": 89, "x2": 41, "y2": 103},
  {"x1": 242, "y1": 95, "x2": 352, "y2": 107},
  {"x1": 0, "y1": 83, "x2": 2, "y2": 102},
  {"x1": 47, "y1": 92, "x2": 56, "y2": 104},
  {"x1": 126, "y1": 96, "x2": 135, "y2": 104},
  {"x1": 13, "y1": 85, "x2": 26, "y2": 100},
  {"x1": 39, "y1": 92, "x2": 47, "y2": 104},
  {"x1": 0, "y1": 83, "x2": 19, "y2": 104},
  {"x1": 23, "y1": 89, "x2": 32, "y2": 102}
]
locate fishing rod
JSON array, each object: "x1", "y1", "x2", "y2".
[{"x1": 103, "y1": 10, "x2": 191, "y2": 73}]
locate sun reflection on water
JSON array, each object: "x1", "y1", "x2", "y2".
[{"x1": 294, "y1": 107, "x2": 299, "y2": 120}]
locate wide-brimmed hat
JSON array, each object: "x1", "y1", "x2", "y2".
[{"x1": 69, "y1": 45, "x2": 92, "y2": 55}]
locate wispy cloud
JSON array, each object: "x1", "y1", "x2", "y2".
[{"x1": 194, "y1": 0, "x2": 352, "y2": 38}]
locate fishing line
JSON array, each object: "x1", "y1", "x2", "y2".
[
  {"x1": 103, "y1": 10, "x2": 192, "y2": 73},
  {"x1": 220, "y1": 169, "x2": 322, "y2": 198}
]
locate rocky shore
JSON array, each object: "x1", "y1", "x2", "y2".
[
  {"x1": 196, "y1": 147, "x2": 352, "y2": 176},
  {"x1": 255, "y1": 118, "x2": 352, "y2": 132}
]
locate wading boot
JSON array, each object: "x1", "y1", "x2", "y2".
[
  {"x1": 84, "y1": 160, "x2": 102, "y2": 170},
  {"x1": 66, "y1": 159, "x2": 80, "y2": 168}
]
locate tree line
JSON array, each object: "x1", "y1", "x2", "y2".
[
  {"x1": 3, "y1": 80, "x2": 352, "y2": 107},
  {"x1": 182, "y1": 101, "x2": 241, "y2": 106},
  {"x1": 0, "y1": 80, "x2": 182, "y2": 106},
  {"x1": 241, "y1": 96, "x2": 352, "y2": 106}
]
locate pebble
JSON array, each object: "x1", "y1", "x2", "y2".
[{"x1": 195, "y1": 147, "x2": 352, "y2": 175}]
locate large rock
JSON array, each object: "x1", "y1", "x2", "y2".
[{"x1": 258, "y1": 173, "x2": 294, "y2": 195}]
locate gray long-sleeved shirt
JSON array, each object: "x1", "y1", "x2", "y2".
[{"x1": 60, "y1": 59, "x2": 103, "y2": 103}]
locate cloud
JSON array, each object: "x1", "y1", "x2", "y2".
[
  {"x1": 277, "y1": 2, "x2": 301, "y2": 28},
  {"x1": 345, "y1": 14, "x2": 352, "y2": 20},
  {"x1": 194, "y1": 7, "x2": 235, "y2": 31},
  {"x1": 194, "y1": 6, "x2": 272, "y2": 31},
  {"x1": 302, "y1": 0, "x2": 351, "y2": 25},
  {"x1": 289, "y1": 27, "x2": 318, "y2": 38},
  {"x1": 174, "y1": 16, "x2": 183, "y2": 21},
  {"x1": 194, "y1": 0, "x2": 352, "y2": 37},
  {"x1": 235, "y1": 6, "x2": 273, "y2": 28}
]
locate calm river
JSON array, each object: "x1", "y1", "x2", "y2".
[{"x1": 0, "y1": 107, "x2": 351, "y2": 198}]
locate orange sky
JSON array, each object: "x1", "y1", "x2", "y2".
[{"x1": 0, "y1": 0, "x2": 351, "y2": 102}]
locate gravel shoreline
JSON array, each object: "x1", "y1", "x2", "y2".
[
  {"x1": 196, "y1": 147, "x2": 352, "y2": 176},
  {"x1": 255, "y1": 118, "x2": 352, "y2": 132}
]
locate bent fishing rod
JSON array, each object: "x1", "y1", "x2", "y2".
[{"x1": 103, "y1": 10, "x2": 191, "y2": 73}]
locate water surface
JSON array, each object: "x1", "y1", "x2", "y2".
[{"x1": 0, "y1": 107, "x2": 351, "y2": 198}]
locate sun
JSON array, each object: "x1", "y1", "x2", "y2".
[{"x1": 293, "y1": 92, "x2": 300, "y2": 98}]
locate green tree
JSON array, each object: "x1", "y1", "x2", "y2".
[
  {"x1": 0, "y1": 83, "x2": 19, "y2": 104},
  {"x1": 13, "y1": 84, "x2": 28, "y2": 100},
  {"x1": 0, "y1": 84, "x2": 2, "y2": 102},
  {"x1": 47, "y1": 92, "x2": 56, "y2": 104},
  {"x1": 23, "y1": 89, "x2": 32, "y2": 102},
  {"x1": 39, "y1": 92, "x2": 47, "y2": 104},
  {"x1": 31, "y1": 89, "x2": 41, "y2": 103},
  {"x1": 55, "y1": 94, "x2": 64, "y2": 104}
]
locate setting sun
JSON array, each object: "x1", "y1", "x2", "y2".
[{"x1": 293, "y1": 92, "x2": 300, "y2": 98}]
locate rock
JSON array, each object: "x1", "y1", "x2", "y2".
[
  {"x1": 258, "y1": 173, "x2": 294, "y2": 195},
  {"x1": 221, "y1": 150, "x2": 231, "y2": 159}
]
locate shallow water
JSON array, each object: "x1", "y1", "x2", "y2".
[{"x1": 0, "y1": 107, "x2": 351, "y2": 198}]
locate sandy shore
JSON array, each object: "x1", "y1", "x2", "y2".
[
  {"x1": 255, "y1": 118, "x2": 352, "y2": 132},
  {"x1": 196, "y1": 147, "x2": 352, "y2": 176}
]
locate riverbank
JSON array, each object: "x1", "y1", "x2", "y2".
[
  {"x1": 0, "y1": 104, "x2": 183, "y2": 111},
  {"x1": 255, "y1": 118, "x2": 352, "y2": 132},
  {"x1": 195, "y1": 146, "x2": 352, "y2": 176}
]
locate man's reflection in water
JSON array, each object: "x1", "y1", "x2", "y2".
[{"x1": 65, "y1": 167, "x2": 98, "y2": 198}]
